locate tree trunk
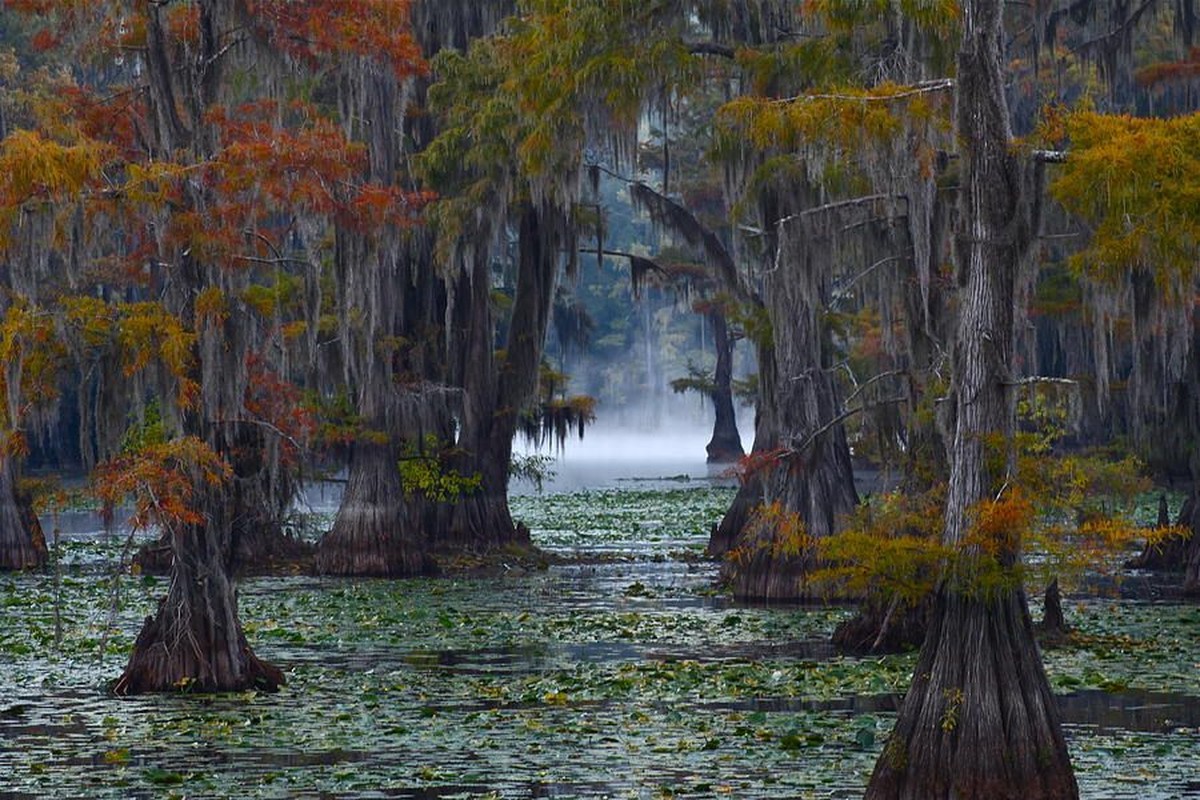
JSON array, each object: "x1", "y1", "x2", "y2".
[
  {"x1": 866, "y1": 0, "x2": 1077, "y2": 795},
  {"x1": 434, "y1": 203, "x2": 559, "y2": 557},
  {"x1": 1036, "y1": 577, "x2": 1071, "y2": 645},
  {"x1": 868, "y1": 588, "x2": 1077, "y2": 799},
  {"x1": 1128, "y1": 492, "x2": 1192, "y2": 570},
  {"x1": 315, "y1": 439, "x2": 435, "y2": 576},
  {"x1": 706, "y1": 310, "x2": 744, "y2": 463},
  {"x1": 0, "y1": 454, "x2": 46, "y2": 571},
  {"x1": 714, "y1": 217, "x2": 859, "y2": 601},
  {"x1": 114, "y1": 479, "x2": 284, "y2": 694},
  {"x1": 135, "y1": 422, "x2": 312, "y2": 575}
]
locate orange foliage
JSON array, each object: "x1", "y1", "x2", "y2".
[
  {"x1": 94, "y1": 437, "x2": 232, "y2": 532},
  {"x1": 244, "y1": 353, "x2": 314, "y2": 465},
  {"x1": 245, "y1": 0, "x2": 427, "y2": 79},
  {"x1": 730, "y1": 447, "x2": 791, "y2": 484},
  {"x1": 1135, "y1": 48, "x2": 1200, "y2": 87},
  {"x1": 966, "y1": 490, "x2": 1035, "y2": 558}
]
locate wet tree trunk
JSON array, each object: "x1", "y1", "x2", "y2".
[
  {"x1": 0, "y1": 454, "x2": 46, "y2": 571},
  {"x1": 1177, "y1": 490, "x2": 1200, "y2": 595},
  {"x1": 832, "y1": 595, "x2": 930, "y2": 655},
  {"x1": 1036, "y1": 577, "x2": 1071, "y2": 645},
  {"x1": 866, "y1": 0, "x2": 1078, "y2": 795},
  {"x1": 114, "y1": 474, "x2": 284, "y2": 694},
  {"x1": 715, "y1": 209, "x2": 859, "y2": 600},
  {"x1": 136, "y1": 422, "x2": 312, "y2": 575},
  {"x1": 709, "y1": 338, "x2": 772, "y2": 559},
  {"x1": 705, "y1": 310, "x2": 744, "y2": 463},
  {"x1": 117, "y1": 280, "x2": 286, "y2": 693},
  {"x1": 316, "y1": 438, "x2": 435, "y2": 576},
  {"x1": 436, "y1": 203, "x2": 559, "y2": 556},
  {"x1": 117, "y1": 0, "x2": 282, "y2": 693}
]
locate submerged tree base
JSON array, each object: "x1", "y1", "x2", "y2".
[
  {"x1": 113, "y1": 600, "x2": 284, "y2": 696},
  {"x1": 1036, "y1": 578, "x2": 1072, "y2": 646},
  {"x1": 865, "y1": 584, "x2": 1078, "y2": 800},
  {"x1": 0, "y1": 461, "x2": 48, "y2": 571}
]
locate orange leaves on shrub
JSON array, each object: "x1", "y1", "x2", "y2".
[
  {"x1": 727, "y1": 501, "x2": 814, "y2": 567},
  {"x1": 94, "y1": 436, "x2": 231, "y2": 532}
]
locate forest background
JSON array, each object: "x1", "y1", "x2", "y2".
[{"x1": 1, "y1": 1, "x2": 1200, "y2": 798}]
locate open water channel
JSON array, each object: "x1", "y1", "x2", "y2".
[{"x1": 1, "y1": 441, "x2": 1198, "y2": 798}]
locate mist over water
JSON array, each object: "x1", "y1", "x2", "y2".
[{"x1": 513, "y1": 393, "x2": 753, "y2": 494}]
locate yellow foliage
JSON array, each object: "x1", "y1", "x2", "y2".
[
  {"x1": 1050, "y1": 111, "x2": 1200, "y2": 290},
  {"x1": 0, "y1": 129, "x2": 112, "y2": 207},
  {"x1": 812, "y1": 488, "x2": 947, "y2": 604}
]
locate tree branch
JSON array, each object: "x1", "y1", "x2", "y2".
[
  {"x1": 686, "y1": 41, "x2": 736, "y2": 59},
  {"x1": 788, "y1": 395, "x2": 907, "y2": 455},
  {"x1": 772, "y1": 78, "x2": 954, "y2": 105}
]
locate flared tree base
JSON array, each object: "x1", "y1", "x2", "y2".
[
  {"x1": 720, "y1": 545, "x2": 816, "y2": 602},
  {"x1": 315, "y1": 501, "x2": 435, "y2": 577},
  {"x1": 113, "y1": 601, "x2": 285, "y2": 696},
  {"x1": 1184, "y1": 532, "x2": 1200, "y2": 597},
  {"x1": 865, "y1": 584, "x2": 1078, "y2": 800},
  {"x1": 0, "y1": 531, "x2": 47, "y2": 571},
  {"x1": 0, "y1": 468, "x2": 47, "y2": 571}
]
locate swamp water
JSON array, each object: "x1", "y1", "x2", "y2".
[{"x1": 1, "y1": 462, "x2": 1199, "y2": 798}]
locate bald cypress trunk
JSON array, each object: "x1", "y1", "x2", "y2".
[
  {"x1": 706, "y1": 310, "x2": 744, "y2": 463},
  {"x1": 0, "y1": 454, "x2": 46, "y2": 571},
  {"x1": 316, "y1": 439, "x2": 435, "y2": 576},
  {"x1": 714, "y1": 210, "x2": 859, "y2": 601},
  {"x1": 116, "y1": 0, "x2": 281, "y2": 694},
  {"x1": 114, "y1": 470, "x2": 283, "y2": 695},
  {"x1": 436, "y1": 202, "x2": 558, "y2": 555},
  {"x1": 866, "y1": 0, "x2": 1077, "y2": 795},
  {"x1": 117, "y1": 293, "x2": 285, "y2": 693}
]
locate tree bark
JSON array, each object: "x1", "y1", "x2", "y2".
[
  {"x1": 866, "y1": 0, "x2": 1077, "y2": 795},
  {"x1": 1036, "y1": 577, "x2": 1071, "y2": 645},
  {"x1": 714, "y1": 212, "x2": 859, "y2": 601},
  {"x1": 832, "y1": 595, "x2": 930, "y2": 655},
  {"x1": 315, "y1": 438, "x2": 435, "y2": 576},
  {"x1": 705, "y1": 310, "x2": 744, "y2": 463},
  {"x1": 0, "y1": 454, "x2": 46, "y2": 571},
  {"x1": 434, "y1": 203, "x2": 559, "y2": 557},
  {"x1": 114, "y1": 479, "x2": 284, "y2": 695},
  {"x1": 136, "y1": 422, "x2": 312, "y2": 575}
]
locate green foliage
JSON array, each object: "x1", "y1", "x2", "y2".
[
  {"x1": 508, "y1": 453, "x2": 556, "y2": 493},
  {"x1": 117, "y1": 399, "x2": 168, "y2": 455},
  {"x1": 398, "y1": 435, "x2": 482, "y2": 502},
  {"x1": 305, "y1": 391, "x2": 386, "y2": 448},
  {"x1": 812, "y1": 489, "x2": 947, "y2": 606},
  {"x1": 669, "y1": 359, "x2": 716, "y2": 396}
]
